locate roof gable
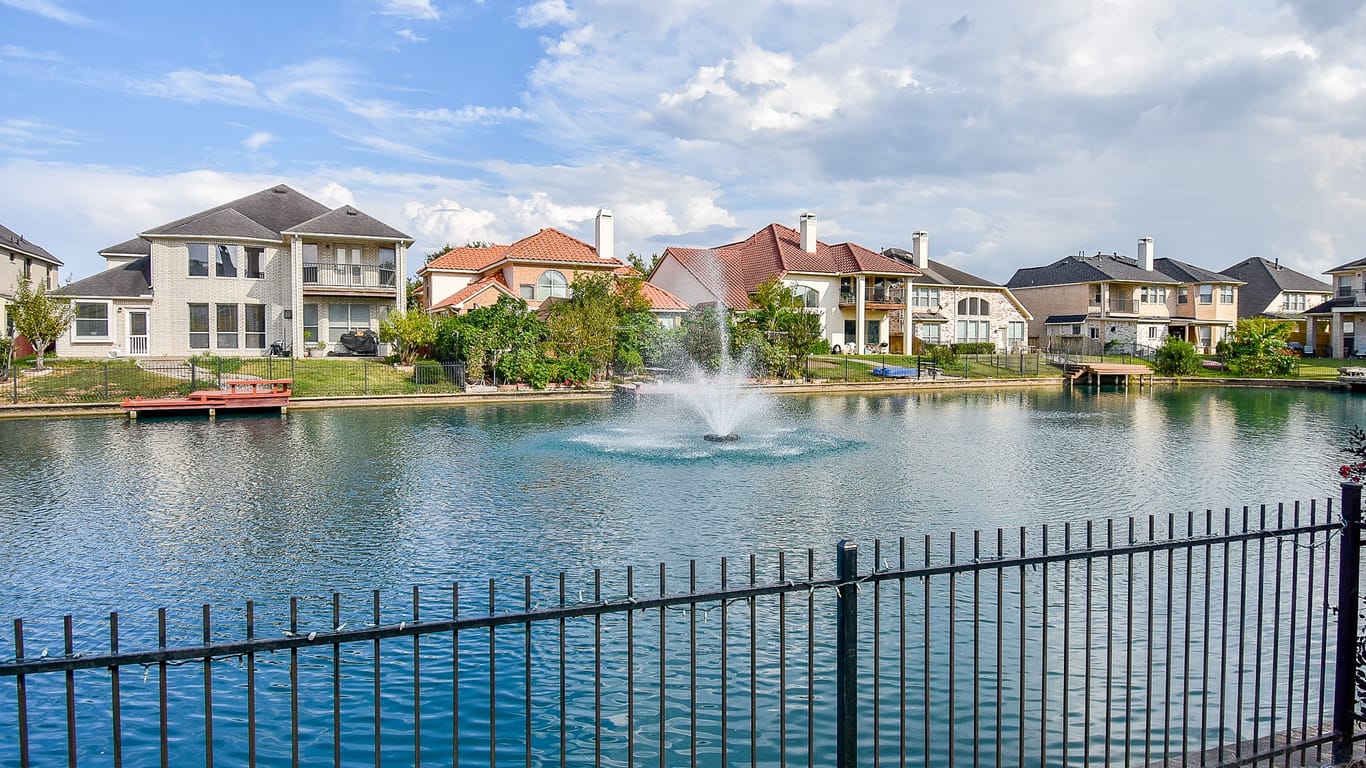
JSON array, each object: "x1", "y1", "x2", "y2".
[
  {"x1": 99, "y1": 236, "x2": 151, "y2": 257},
  {"x1": 430, "y1": 273, "x2": 514, "y2": 311},
  {"x1": 147, "y1": 208, "x2": 281, "y2": 241},
  {"x1": 142, "y1": 184, "x2": 332, "y2": 239},
  {"x1": 53, "y1": 257, "x2": 151, "y2": 298},
  {"x1": 0, "y1": 223, "x2": 61, "y2": 265},
  {"x1": 1152, "y1": 257, "x2": 1243, "y2": 285},
  {"x1": 1221, "y1": 256, "x2": 1333, "y2": 317},
  {"x1": 284, "y1": 205, "x2": 412, "y2": 241},
  {"x1": 1008, "y1": 253, "x2": 1179, "y2": 289},
  {"x1": 423, "y1": 228, "x2": 622, "y2": 273}
]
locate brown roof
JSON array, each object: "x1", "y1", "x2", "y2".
[
  {"x1": 423, "y1": 228, "x2": 623, "y2": 272},
  {"x1": 659, "y1": 223, "x2": 918, "y2": 308}
]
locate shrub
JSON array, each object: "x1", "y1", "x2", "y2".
[
  {"x1": 924, "y1": 344, "x2": 958, "y2": 367},
  {"x1": 1152, "y1": 336, "x2": 1202, "y2": 376},
  {"x1": 950, "y1": 342, "x2": 996, "y2": 355},
  {"x1": 188, "y1": 354, "x2": 243, "y2": 373}
]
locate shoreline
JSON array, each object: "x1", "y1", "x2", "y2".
[{"x1": 0, "y1": 374, "x2": 1350, "y2": 420}]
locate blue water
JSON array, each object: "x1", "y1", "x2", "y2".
[{"x1": 0, "y1": 385, "x2": 1361, "y2": 765}]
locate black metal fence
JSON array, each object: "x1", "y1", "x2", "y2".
[
  {"x1": 2, "y1": 358, "x2": 467, "y2": 404},
  {"x1": 806, "y1": 352, "x2": 1045, "y2": 383},
  {"x1": 3, "y1": 492, "x2": 1363, "y2": 767}
]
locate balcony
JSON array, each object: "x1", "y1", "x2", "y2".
[
  {"x1": 303, "y1": 262, "x2": 398, "y2": 295},
  {"x1": 838, "y1": 286, "x2": 907, "y2": 307}
]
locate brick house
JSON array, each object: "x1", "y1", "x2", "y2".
[
  {"x1": 55, "y1": 185, "x2": 412, "y2": 358},
  {"x1": 1, "y1": 224, "x2": 62, "y2": 356}
]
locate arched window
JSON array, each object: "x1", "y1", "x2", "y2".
[
  {"x1": 957, "y1": 297, "x2": 990, "y2": 316},
  {"x1": 791, "y1": 285, "x2": 819, "y2": 308},
  {"x1": 535, "y1": 270, "x2": 568, "y2": 301}
]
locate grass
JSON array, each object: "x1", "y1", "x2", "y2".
[{"x1": 806, "y1": 352, "x2": 1057, "y2": 381}]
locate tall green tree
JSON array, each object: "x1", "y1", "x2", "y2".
[
  {"x1": 1219, "y1": 317, "x2": 1297, "y2": 377},
  {"x1": 9, "y1": 276, "x2": 72, "y2": 371},
  {"x1": 680, "y1": 305, "x2": 730, "y2": 372},
  {"x1": 437, "y1": 296, "x2": 545, "y2": 384},
  {"x1": 378, "y1": 309, "x2": 437, "y2": 366},
  {"x1": 545, "y1": 272, "x2": 620, "y2": 379}
]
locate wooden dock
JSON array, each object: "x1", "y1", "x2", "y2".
[{"x1": 1066, "y1": 362, "x2": 1154, "y2": 389}]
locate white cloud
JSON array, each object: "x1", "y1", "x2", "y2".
[
  {"x1": 404, "y1": 199, "x2": 501, "y2": 247},
  {"x1": 379, "y1": 0, "x2": 439, "y2": 21},
  {"x1": 0, "y1": 44, "x2": 63, "y2": 61},
  {"x1": 242, "y1": 131, "x2": 275, "y2": 151},
  {"x1": 0, "y1": 118, "x2": 84, "y2": 154},
  {"x1": 517, "y1": 0, "x2": 574, "y2": 28},
  {"x1": 0, "y1": 0, "x2": 93, "y2": 26},
  {"x1": 140, "y1": 70, "x2": 261, "y2": 106},
  {"x1": 396, "y1": 28, "x2": 426, "y2": 42}
]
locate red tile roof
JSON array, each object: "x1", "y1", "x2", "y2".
[
  {"x1": 658, "y1": 223, "x2": 918, "y2": 308},
  {"x1": 638, "y1": 280, "x2": 690, "y2": 312},
  {"x1": 429, "y1": 273, "x2": 514, "y2": 312},
  {"x1": 423, "y1": 228, "x2": 624, "y2": 272}
]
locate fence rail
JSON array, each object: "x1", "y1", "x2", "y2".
[{"x1": 4, "y1": 491, "x2": 1363, "y2": 767}]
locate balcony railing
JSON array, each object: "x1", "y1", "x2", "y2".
[
  {"x1": 303, "y1": 262, "x2": 397, "y2": 290},
  {"x1": 839, "y1": 287, "x2": 907, "y2": 305},
  {"x1": 1107, "y1": 298, "x2": 1137, "y2": 313}
]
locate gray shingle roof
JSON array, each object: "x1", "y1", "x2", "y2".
[
  {"x1": 148, "y1": 208, "x2": 280, "y2": 241},
  {"x1": 99, "y1": 237, "x2": 151, "y2": 256},
  {"x1": 141, "y1": 184, "x2": 332, "y2": 239},
  {"x1": 1220, "y1": 257, "x2": 1333, "y2": 317},
  {"x1": 1152, "y1": 257, "x2": 1243, "y2": 286},
  {"x1": 1007, "y1": 253, "x2": 1180, "y2": 289},
  {"x1": 1304, "y1": 296, "x2": 1351, "y2": 315},
  {"x1": 1045, "y1": 314, "x2": 1089, "y2": 324},
  {"x1": 284, "y1": 205, "x2": 412, "y2": 241},
  {"x1": 0, "y1": 223, "x2": 62, "y2": 265},
  {"x1": 1328, "y1": 256, "x2": 1366, "y2": 273},
  {"x1": 881, "y1": 249, "x2": 999, "y2": 287},
  {"x1": 53, "y1": 257, "x2": 151, "y2": 298}
]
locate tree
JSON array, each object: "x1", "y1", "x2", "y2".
[
  {"x1": 545, "y1": 272, "x2": 619, "y2": 379},
  {"x1": 1220, "y1": 317, "x2": 1297, "y2": 377},
  {"x1": 9, "y1": 276, "x2": 72, "y2": 371},
  {"x1": 1152, "y1": 335, "x2": 1202, "y2": 377},
  {"x1": 379, "y1": 309, "x2": 437, "y2": 365},
  {"x1": 680, "y1": 305, "x2": 730, "y2": 372},
  {"x1": 437, "y1": 296, "x2": 545, "y2": 384},
  {"x1": 735, "y1": 276, "x2": 822, "y2": 378},
  {"x1": 627, "y1": 252, "x2": 659, "y2": 275}
]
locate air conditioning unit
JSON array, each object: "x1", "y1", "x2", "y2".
[{"x1": 107, "y1": 348, "x2": 122, "y2": 359}]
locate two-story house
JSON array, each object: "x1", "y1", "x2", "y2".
[
  {"x1": 648, "y1": 214, "x2": 922, "y2": 353},
  {"x1": 1304, "y1": 256, "x2": 1366, "y2": 357},
  {"x1": 1, "y1": 224, "x2": 62, "y2": 356},
  {"x1": 421, "y1": 210, "x2": 637, "y2": 310},
  {"x1": 1222, "y1": 257, "x2": 1332, "y2": 353},
  {"x1": 1006, "y1": 238, "x2": 1180, "y2": 352},
  {"x1": 881, "y1": 231, "x2": 1032, "y2": 352},
  {"x1": 1152, "y1": 257, "x2": 1243, "y2": 354},
  {"x1": 55, "y1": 184, "x2": 411, "y2": 358}
]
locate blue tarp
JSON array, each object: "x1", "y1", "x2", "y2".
[{"x1": 872, "y1": 366, "x2": 917, "y2": 378}]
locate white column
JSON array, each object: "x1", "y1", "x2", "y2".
[
  {"x1": 855, "y1": 275, "x2": 867, "y2": 352},
  {"x1": 396, "y1": 242, "x2": 408, "y2": 314},
  {"x1": 1305, "y1": 316, "x2": 1316, "y2": 355},
  {"x1": 1333, "y1": 313, "x2": 1344, "y2": 357},
  {"x1": 904, "y1": 278, "x2": 914, "y2": 354},
  {"x1": 291, "y1": 236, "x2": 305, "y2": 355}
]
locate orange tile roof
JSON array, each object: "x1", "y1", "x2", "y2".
[
  {"x1": 638, "y1": 280, "x2": 690, "y2": 311},
  {"x1": 423, "y1": 228, "x2": 625, "y2": 272},
  {"x1": 429, "y1": 273, "x2": 513, "y2": 312},
  {"x1": 659, "y1": 223, "x2": 918, "y2": 308}
]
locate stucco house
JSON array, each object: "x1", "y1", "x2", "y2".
[
  {"x1": 1006, "y1": 238, "x2": 1181, "y2": 352},
  {"x1": 55, "y1": 184, "x2": 412, "y2": 358},
  {"x1": 1152, "y1": 257, "x2": 1243, "y2": 354},
  {"x1": 419, "y1": 210, "x2": 689, "y2": 325},
  {"x1": 1, "y1": 224, "x2": 62, "y2": 355},
  {"x1": 649, "y1": 214, "x2": 922, "y2": 353},
  {"x1": 881, "y1": 231, "x2": 1032, "y2": 352},
  {"x1": 1303, "y1": 256, "x2": 1366, "y2": 357},
  {"x1": 1221, "y1": 257, "x2": 1332, "y2": 352}
]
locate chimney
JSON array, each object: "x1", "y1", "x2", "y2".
[
  {"x1": 799, "y1": 212, "x2": 817, "y2": 253},
  {"x1": 911, "y1": 231, "x2": 929, "y2": 270},
  {"x1": 595, "y1": 209, "x2": 615, "y2": 261},
  {"x1": 1138, "y1": 236, "x2": 1154, "y2": 271}
]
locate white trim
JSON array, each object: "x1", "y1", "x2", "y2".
[{"x1": 70, "y1": 299, "x2": 113, "y2": 342}]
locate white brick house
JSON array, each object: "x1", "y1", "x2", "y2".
[{"x1": 56, "y1": 185, "x2": 412, "y2": 359}]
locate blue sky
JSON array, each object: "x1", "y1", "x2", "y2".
[{"x1": 3, "y1": 0, "x2": 1365, "y2": 284}]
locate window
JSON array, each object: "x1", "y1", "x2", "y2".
[
  {"x1": 535, "y1": 270, "x2": 568, "y2": 301},
  {"x1": 1148, "y1": 326, "x2": 1160, "y2": 339},
  {"x1": 244, "y1": 247, "x2": 264, "y2": 279},
  {"x1": 303, "y1": 304, "x2": 319, "y2": 344},
  {"x1": 957, "y1": 297, "x2": 989, "y2": 316},
  {"x1": 215, "y1": 245, "x2": 238, "y2": 278},
  {"x1": 956, "y1": 319, "x2": 990, "y2": 343},
  {"x1": 1198, "y1": 327, "x2": 1212, "y2": 349},
  {"x1": 1007, "y1": 321, "x2": 1025, "y2": 348},
  {"x1": 379, "y1": 247, "x2": 396, "y2": 287},
  {"x1": 843, "y1": 318, "x2": 856, "y2": 341},
  {"x1": 189, "y1": 304, "x2": 210, "y2": 349},
  {"x1": 1089, "y1": 326, "x2": 1100, "y2": 339},
  {"x1": 919, "y1": 323, "x2": 941, "y2": 345},
  {"x1": 866, "y1": 319, "x2": 881, "y2": 346},
  {"x1": 1220, "y1": 286, "x2": 1234, "y2": 304},
  {"x1": 1177, "y1": 287, "x2": 1189, "y2": 304},
  {"x1": 911, "y1": 287, "x2": 940, "y2": 308},
  {"x1": 1141, "y1": 286, "x2": 1168, "y2": 304},
  {"x1": 520, "y1": 284, "x2": 534, "y2": 300},
  {"x1": 328, "y1": 303, "x2": 371, "y2": 342},
  {"x1": 1071, "y1": 324, "x2": 1082, "y2": 335},
  {"x1": 791, "y1": 285, "x2": 819, "y2": 308},
  {"x1": 1199, "y1": 285, "x2": 1213, "y2": 304},
  {"x1": 1340, "y1": 276, "x2": 1354, "y2": 297},
  {"x1": 335, "y1": 246, "x2": 362, "y2": 285},
  {"x1": 302, "y1": 244, "x2": 319, "y2": 283},
  {"x1": 216, "y1": 304, "x2": 239, "y2": 349},
  {"x1": 1093, "y1": 286, "x2": 1102, "y2": 304},
  {"x1": 73, "y1": 302, "x2": 109, "y2": 338},
  {"x1": 1282, "y1": 293, "x2": 1308, "y2": 312},
  {"x1": 245, "y1": 305, "x2": 266, "y2": 349},
  {"x1": 188, "y1": 243, "x2": 210, "y2": 277}
]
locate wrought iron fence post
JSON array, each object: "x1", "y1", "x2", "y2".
[
  {"x1": 363, "y1": 360, "x2": 369, "y2": 395},
  {"x1": 104, "y1": 362, "x2": 110, "y2": 400},
  {"x1": 836, "y1": 540, "x2": 858, "y2": 768},
  {"x1": 1334, "y1": 481, "x2": 1362, "y2": 765}
]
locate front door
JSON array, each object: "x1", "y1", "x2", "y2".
[{"x1": 127, "y1": 310, "x2": 149, "y2": 355}]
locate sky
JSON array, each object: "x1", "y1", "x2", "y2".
[{"x1": 2, "y1": 0, "x2": 1365, "y2": 285}]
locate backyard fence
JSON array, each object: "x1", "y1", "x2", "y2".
[
  {"x1": 806, "y1": 352, "x2": 1044, "y2": 383},
  {"x1": 2, "y1": 491, "x2": 1364, "y2": 767},
  {"x1": 2, "y1": 358, "x2": 467, "y2": 405}
]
